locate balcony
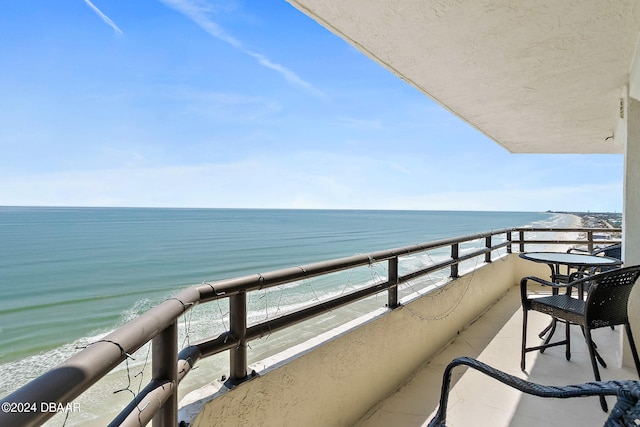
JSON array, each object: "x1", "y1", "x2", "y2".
[
  {"x1": 353, "y1": 277, "x2": 636, "y2": 427},
  {"x1": 1, "y1": 226, "x2": 633, "y2": 426}
]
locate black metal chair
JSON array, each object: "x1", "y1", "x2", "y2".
[
  {"x1": 428, "y1": 357, "x2": 640, "y2": 427},
  {"x1": 521, "y1": 265, "x2": 640, "y2": 411}
]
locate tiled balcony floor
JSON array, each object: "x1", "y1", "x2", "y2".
[{"x1": 354, "y1": 284, "x2": 639, "y2": 427}]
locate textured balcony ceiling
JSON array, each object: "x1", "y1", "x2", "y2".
[{"x1": 288, "y1": 0, "x2": 640, "y2": 153}]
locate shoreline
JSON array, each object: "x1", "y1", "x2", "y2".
[
  {"x1": 552, "y1": 211, "x2": 622, "y2": 228},
  {"x1": 3, "y1": 211, "x2": 614, "y2": 425},
  {"x1": 571, "y1": 212, "x2": 622, "y2": 250},
  {"x1": 550, "y1": 213, "x2": 583, "y2": 252}
]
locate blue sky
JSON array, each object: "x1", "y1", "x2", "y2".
[{"x1": 0, "y1": 0, "x2": 624, "y2": 212}]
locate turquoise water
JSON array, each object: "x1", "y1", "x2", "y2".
[{"x1": 0, "y1": 207, "x2": 570, "y2": 414}]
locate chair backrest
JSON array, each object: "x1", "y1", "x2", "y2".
[
  {"x1": 594, "y1": 244, "x2": 622, "y2": 272},
  {"x1": 592, "y1": 243, "x2": 622, "y2": 259},
  {"x1": 602, "y1": 245, "x2": 622, "y2": 259},
  {"x1": 585, "y1": 265, "x2": 640, "y2": 328}
]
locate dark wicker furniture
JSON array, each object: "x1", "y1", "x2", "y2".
[
  {"x1": 428, "y1": 357, "x2": 640, "y2": 427},
  {"x1": 519, "y1": 251, "x2": 622, "y2": 285},
  {"x1": 568, "y1": 243, "x2": 622, "y2": 262},
  {"x1": 521, "y1": 265, "x2": 640, "y2": 411},
  {"x1": 565, "y1": 244, "x2": 623, "y2": 288}
]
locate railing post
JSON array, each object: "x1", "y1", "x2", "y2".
[
  {"x1": 485, "y1": 236, "x2": 492, "y2": 263},
  {"x1": 230, "y1": 291, "x2": 248, "y2": 382},
  {"x1": 519, "y1": 230, "x2": 525, "y2": 253},
  {"x1": 387, "y1": 257, "x2": 399, "y2": 308},
  {"x1": 507, "y1": 231, "x2": 512, "y2": 253},
  {"x1": 451, "y1": 243, "x2": 459, "y2": 278},
  {"x1": 152, "y1": 321, "x2": 178, "y2": 427},
  {"x1": 587, "y1": 230, "x2": 594, "y2": 252}
]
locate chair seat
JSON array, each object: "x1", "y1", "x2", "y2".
[{"x1": 530, "y1": 295, "x2": 585, "y2": 324}]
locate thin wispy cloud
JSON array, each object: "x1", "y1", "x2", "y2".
[
  {"x1": 246, "y1": 51, "x2": 324, "y2": 97},
  {"x1": 159, "y1": 0, "x2": 326, "y2": 98},
  {"x1": 83, "y1": 0, "x2": 123, "y2": 34}
]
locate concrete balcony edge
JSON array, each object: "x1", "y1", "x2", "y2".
[{"x1": 179, "y1": 254, "x2": 546, "y2": 426}]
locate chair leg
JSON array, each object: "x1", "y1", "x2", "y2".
[
  {"x1": 540, "y1": 319, "x2": 557, "y2": 353},
  {"x1": 521, "y1": 308, "x2": 528, "y2": 371},
  {"x1": 565, "y1": 320, "x2": 571, "y2": 361},
  {"x1": 585, "y1": 328, "x2": 607, "y2": 412},
  {"x1": 538, "y1": 323, "x2": 551, "y2": 339},
  {"x1": 579, "y1": 325, "x2": 606, "y2": 367},
  {"x1": 624, "y1": 323, "x2": 640, "y2": 377}
]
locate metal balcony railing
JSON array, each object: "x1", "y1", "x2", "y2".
[{"x1": 0, "y1": 226, "x2": 621, "y2": 426}]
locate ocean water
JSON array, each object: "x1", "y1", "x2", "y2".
[{"x1": 0, "y1": 207, "x2": 575, "y2": 424}]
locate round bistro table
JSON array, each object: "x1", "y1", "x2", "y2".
[{"x1": 519, "y1": 252, "x2": 622, "y2": 281}]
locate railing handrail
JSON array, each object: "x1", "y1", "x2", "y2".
[
  {"x1": 0, "y1": 226, "x2": 621, "y2": 426},
  {"x1": 514, "y1": 227, "x2": 621, "y2": 232}
]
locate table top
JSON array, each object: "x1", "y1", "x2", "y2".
[{"x1": 519, "y1": 251, "x2": 622, "y2": 266}]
